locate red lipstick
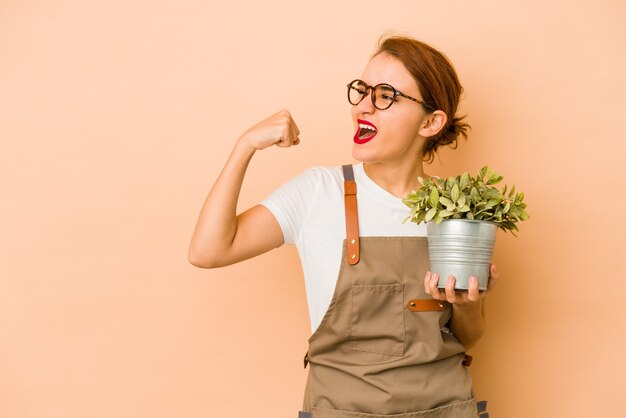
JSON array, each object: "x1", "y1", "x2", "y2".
[{"x1": 354, "y1": 119, "x2": 378, "y2": 144}]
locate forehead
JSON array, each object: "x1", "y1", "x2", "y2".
[{"x1": 361, "y1": 52, "x2": 419, "y2": 93}]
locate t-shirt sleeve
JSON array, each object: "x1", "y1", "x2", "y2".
[{"x1": 259, "y1": 167, "x2": 320, "y2": 246}]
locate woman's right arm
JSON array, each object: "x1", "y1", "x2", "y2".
[{"x1": 187, "y1": 109, "x2": 301, "y2": 268}]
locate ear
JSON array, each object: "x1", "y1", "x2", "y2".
[{"x1": 418, "y1": 110, "x2": 448, "y2": 138}]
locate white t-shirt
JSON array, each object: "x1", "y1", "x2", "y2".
[{"x1": 260, "y1": 162, "x2": 428, "y2": 335}]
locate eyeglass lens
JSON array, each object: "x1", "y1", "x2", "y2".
[{"x1": 348, "y1": 80, "x2": 396, "y2": 110}]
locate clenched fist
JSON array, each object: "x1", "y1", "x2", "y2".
[{"x1": 238, "y1": 109, "x2": 301, "y2": 151}]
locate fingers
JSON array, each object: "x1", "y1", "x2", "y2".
[
  {"x1": 424, "y1": 271, "x2": 432, "y2": 295},
  {"x1": 487, "y1": 263, "x2": 499, "y2": 292},
  {"x1": 445, "y1": 276, "x2": 457, "y2": 303},
  {"x1": 287, "y1": 113, "x2": 300, "y2": 145},
  {"x1": 288, "y1": 112, "x2": 301, "y2": 136},
  {"x1": 239, "y1": 109, "x2": 302, "y2": 151},
  {"x1": 425, "y1": 272, "x2": 486, "y2": 304},
  {"x1": 425, "y1": 271, "x2": 442, "y2": 298},
  {"x1": 275, "y1": 110, "x2": 300, "y2": 148},
  {"x1": 467, "y1": 276, "x2": 480, "y2": 302}
]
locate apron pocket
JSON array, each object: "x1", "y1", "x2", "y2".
[{"x1": 349, "y1": 283, "x2": 405, "y2": 356}]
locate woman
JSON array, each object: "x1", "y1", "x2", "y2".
[{"x1": 188, "y1": 35, "x2": 496, "y2": 418}]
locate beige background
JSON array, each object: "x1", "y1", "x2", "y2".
[{"x1": 1, "y1": 1, "x2": 625, "y2": 417}]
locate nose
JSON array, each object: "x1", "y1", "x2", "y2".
[{"x1": 355, "y1": 88, "x2": 376, "y2": 114}]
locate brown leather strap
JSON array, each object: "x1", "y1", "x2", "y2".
[
  {"x1": 342, "y1": 164, "x2": 360, "y2": 265},
  {"x1": 406, "y1": 299, "x2": 449, "y2": 311}
]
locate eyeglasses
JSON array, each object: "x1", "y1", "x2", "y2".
[{"x1": 346, "y1": 79, "x2": 435, "y2": 111}]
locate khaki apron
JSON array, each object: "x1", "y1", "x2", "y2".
[{"x1": 298, "y1": 164, "x2": 489, "y2": 418}]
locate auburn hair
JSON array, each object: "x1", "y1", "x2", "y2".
[{"x1": 374, "y1": 36, "x2": 470, "y2": 163}]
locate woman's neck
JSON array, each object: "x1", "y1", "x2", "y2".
[{"x1": 362, "y1": 161, "x2": 430, "y2": 199}]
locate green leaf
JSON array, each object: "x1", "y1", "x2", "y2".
[
  {"x1": 440, "y1": 196, "x2": 454, "y2": 207},
  {"x1": 439, "y1": 210, "x2": 455, "y2": 217},
  {"x1": 425, "y1": 207, "x2": 437, "y2": 222},
  {"x1": 467, "y1": 211, "x2": 474, "y2": 220},
  {"x1": 478, "y1": 166, "x2": 488, "y2": 181},
  {"x1": 508, "y1": 184, "x2": 516, "y2": 198},
  {"x1": 487, "y1": 173, "x2": 503, "y2": 185},
  {"x1": 457, "y1": 193, "x2": 466, "y2": 208},
  {"x1": 429, "y1": 188, "x2": 439, "y2": 207},
  {"x1": 470, "y1": 187, "x2": 479, "y2": 201},
  {"x1": 417, "y1": 176, "x2": 425, "y2": 186},
  {"x1": 483, "y1": 188, "x2": 500, "y2": 199},
  {"x1": 401, "y1": 196, "x2": 416, "y2": 208},
  {"x1": 451, "y1": 184, "x2": 460, "y2": 202},
  {"x1": 460, "y1": 172, "x2": 470, "y2": 189}
]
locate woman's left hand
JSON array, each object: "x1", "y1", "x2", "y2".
[{"x1": 424, "y1": 264, "x2": 499, "y2": 307}]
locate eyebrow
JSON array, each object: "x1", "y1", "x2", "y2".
[{"x1": 359, "y1": 80, "x2": 396, "y2": 89}]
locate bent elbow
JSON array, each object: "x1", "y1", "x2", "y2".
[{"x1": 188, "y1": 249, "x2": 219, "y2": 269}]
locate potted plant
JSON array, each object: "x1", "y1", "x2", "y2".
[{"x1": 401, "y1": 166, "x2": 529, "y2": 291}]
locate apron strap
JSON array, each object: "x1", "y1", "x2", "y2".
[
  {"x1": 407, "y1": 299, "x2": 449, "y2": 311},
  {"x1": 342, "y1": 164, "x2": 360, "y2": 265},
  {"x1": 476, "y1": 400, "x2": 488, "y2": 416},
  {"x1": 303, "y1": 164, "x2": 360, "y2": 369}
]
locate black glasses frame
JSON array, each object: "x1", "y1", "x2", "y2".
[{"x1": 346, "y1": 79, "x2": 435, "y2": 111}]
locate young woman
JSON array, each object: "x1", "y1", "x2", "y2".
[{"x1": 188, "y1": 35, "x2": 496, "y2": 418}]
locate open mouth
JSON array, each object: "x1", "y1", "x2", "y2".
[{"x1": 354, "y1": 119, "x2": 378, "y2": 144}]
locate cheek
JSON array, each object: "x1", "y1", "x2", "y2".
[
  {"x1": 382, "y1": 111, "x2": 419, "y2": 137},
  {"x1": 393, "y1": 111, "x2": 422, "y2": 138},
  {"x1": 350, "y1": 107, "x2": 359, "y2": 123}
]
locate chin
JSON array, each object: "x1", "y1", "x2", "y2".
[{"x1": 351, "y1": 147, "x2": 379, "y2": 164}]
